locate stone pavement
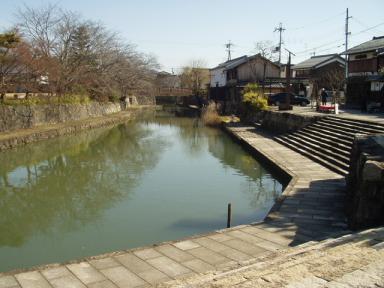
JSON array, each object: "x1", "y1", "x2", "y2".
[
  {"x1": 0, "y1": 226, "x2": 293, "y2": 288},
  {"x1": 0, "y1": 123, "x2": 350, "y2": 288},
  {"x1": 161, "y1": 227, "x2": 384, "y2": 287},
  {"x1": 270, "y1": 105, "x2": 384, "y2": 125},
  {"x1": 225, "y1": 124, "x2": 348, "y2": 243}
]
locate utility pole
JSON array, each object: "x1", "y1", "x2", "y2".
[
  {"x1": 278, "y1": 48, "x2": 295, "y2": 111},
  {"x1": 285, "y1": 48, "x2": 296, "y2": 93},
  {"x1": 274, "y1": 23, "x2": 286, "y2": 65},
  {"x1": 225, "y1": 41, "x2": 233, "y2": 61},
  {"x1": 345, "y1": 8, "x2": 352, "y2": 79}
]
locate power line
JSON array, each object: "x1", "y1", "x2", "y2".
[
  {"x1": 295, "y1": 38, "x2": 345, "y2": 55},
  {"x1": 351, "y1": 21, "x2": 384, "y2": 37},
  {"x1": 294, "y1": 20, "x2": 384, "y2": 57},
  {"x1": 352, "y1": 17, "x2": 384, "y2": 34},
  {"x1": 316, "y1": 43, "x2": 345, "y2": 54},
  {"x1": 290, "y1": 11, "x2": 345, "y2": 31}
]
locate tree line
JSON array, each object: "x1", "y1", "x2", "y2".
[{"x1": 0, "y1": 4, "x2": 159, "y2": 102}]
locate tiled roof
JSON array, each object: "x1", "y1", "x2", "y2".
[
  {"x1": 210, "y1": 56, "x2": 248, "y2": 70},
  {"x1": 211, "y1": 54, "x2": 281, "y2": 71},
  {"x1": 293, "y1": 54, "x2": 344, "y2": 70},
  {"x1": 224, "y1": 57, "x2": 249, "y2": 70},
  {"x1": 345, "y1": 36, "x2": 384, "y2": 55}
]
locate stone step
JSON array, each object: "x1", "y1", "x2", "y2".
[
  {"x1": 323, "y1": 117, "x2": 384, "y2": 134},
  {"x1": 292, "y1": 131, "x2": 351, "y2": 158},
  {"x1": 318, "y1": 118, "x2": 384, "y2": 135},
  {"x1": 298, "y1": 130, "x2": 352, "y2": 153},
  {"x1": 285, "y1": 134, "x2": 350, "y2": 164},
  {"x1": 301, "y1": 126, "x2": 353, "y2": 147},
  {"x1": 274, "y1": 136, "x2": 349, "y2": 176},
  {"x1": 304, "y1": 125, "x2": 355, "y2": 143},
  {"x1": 329, "y1": 116, "x2": 384, "y2": 130},
  {"x1": 312, "y1": 122, "x2": 365, "y2": 139},
  {"x1": 274, "y1": 136, "x2": 349, "y2": 173}
]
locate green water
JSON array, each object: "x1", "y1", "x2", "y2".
[{"x1": 0, "y1": 112, "x2": 283, "y2": 272}]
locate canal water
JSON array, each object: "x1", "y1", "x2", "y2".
[{"x1": 0, "y1": 110, "x2": 283, "y2": 272}]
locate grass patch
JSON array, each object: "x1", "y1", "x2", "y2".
[
  {"x1": 1, "y1": 94, "x2": 91, "y2": 106},
  {"x1": 201, "y1": 102, "x2": 222, "y2": 126}
]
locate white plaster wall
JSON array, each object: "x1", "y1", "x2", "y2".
[{"x1": 210, "y1": 68, "x2": 226, "y2": 87}]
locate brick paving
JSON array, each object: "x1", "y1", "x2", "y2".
[{"x1": 0, "y1": 123, "x2": 351, "y2": 288}]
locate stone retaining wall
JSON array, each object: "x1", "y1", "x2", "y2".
[
  {"x1": 243, "y1": 110, "x2": 323, "y2": 134},
  {"x1": 347, "y1": 134, "x2": 384, "y2": 229},
  {"x1": 0, "y1": 102, "x2": 123, "y2": 132},
  {"x1": 136, "y1": 94, "x2": 156, "y2": 105},
  {"x1": 0, "y1": 110, "x2": 145, "y2": 151}
]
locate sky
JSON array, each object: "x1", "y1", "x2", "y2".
[{"x1": 1, "y1": 0, "x2": 383, "y2": 73}]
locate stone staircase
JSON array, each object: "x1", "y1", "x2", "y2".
[
  {"x1": 274, "y1": 116, "x2": 384, "y2": 176},
  {"x1": 160, "y1": 226, "x2": 384, "y2": 287}
]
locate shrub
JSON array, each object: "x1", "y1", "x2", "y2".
[
  {"x1": 379, "y1": 67, "x2": 384, "y2": 76},
  {"x1": 242, "y1": 83, "x2": 268, "y2": 112},
  {"x1": 1, "y1": 94, "x2": 90, "y2": 106},
  {"x1": 201, "y1": 101, "x2": 221, "y2": 126},
  {"x1": 108, "y1": 89, "x2": 121, "y2": 102}
]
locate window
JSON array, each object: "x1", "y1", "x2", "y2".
[{"x1": 355, "y1": 54, "x2": 367, "y2": 60}]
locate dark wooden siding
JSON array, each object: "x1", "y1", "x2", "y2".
[{"x1": 349, "y1": 58, "x2": 378, "y2": 73}]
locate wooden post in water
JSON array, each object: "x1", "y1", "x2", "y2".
[{"x1": 227, "y1": 203, "x2": 232, "y2": 228}]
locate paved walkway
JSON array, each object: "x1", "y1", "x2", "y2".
[
  {"x1": 161, "y1": 227, "x2": 384, "y2": 287},
  {"x1": 0, "y1": 124, "x2": 349, "y2": 288},
  {"x1": 270, "y1": 105, "x2": 384, "y2": 124},
  {"x1": 226, "y1": 124, "x2": 348, "y2": 243}
]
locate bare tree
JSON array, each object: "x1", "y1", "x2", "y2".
[
  {"x1": 254, "y1": 41, "x2": 277, "y2": 61},
  {"x1": 17, "y1": 4, "x2": 63, "y2": 57},
  {"x1": 179, "y1": 59, "x2": 209, "y2": 96},
  {"x1": 14, "y1": 4, "x2": 159, "y2": 101}
]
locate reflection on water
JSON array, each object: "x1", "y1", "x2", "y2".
[{"x1": 0, "y1": 110, "x2": 282, "y2": 272}]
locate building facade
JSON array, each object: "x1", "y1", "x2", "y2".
[
  {"x1": 209, "y1": 54, "x2": 280, "y2": 113},
  {"x1": 345, "y1": 36, "x2": 384, "y2": 108},
  {"x1": 293, "y1": 54, "x2": 345, "y2": 99}
]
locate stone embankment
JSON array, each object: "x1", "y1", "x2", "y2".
[
  {"x1": 347, "y1": 134, "x2": 384, "y2": 229},
  {"x1": 243, "y1": 109, "x2": 324, "y2": 134},
  {"x1": 0, "y1": 107, "x2": 153, "y2": 151},
  {"x1": 0, "y1": 102, "x2": 124, "y2": 133}
]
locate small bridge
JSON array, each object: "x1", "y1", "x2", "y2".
[
  {"x1": 155, "y1": 88, "x2": 194, "y2": 105},
  {"x1": 155, "y1": 88, "x2": 193, "y2": 97}
]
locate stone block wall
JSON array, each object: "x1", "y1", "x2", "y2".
[
  {"x1": 136, "y1": 95, "x2": 156, "y2": 105},
  {"x1": 0, "y1": 102, "x2": 123, "y2": 132},
  {"x1": 346, "y1": 134, "x2": 384, "y2": 229},
  {"x1": 243, "y1": 110, "x2": 323, "y2": 134}
]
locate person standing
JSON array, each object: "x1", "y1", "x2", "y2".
[{"x1": 321, "y1": 89, "x2": 328, "y2": 106}]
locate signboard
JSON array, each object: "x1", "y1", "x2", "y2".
[{"x1": 371, "y1": 81, "x2": 384, "y2": 92}]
